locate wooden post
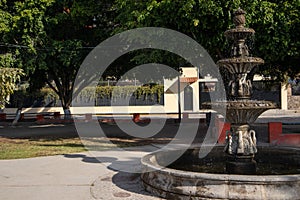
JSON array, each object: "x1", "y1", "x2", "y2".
[
  {"x1": 20, "y1": 113, "x2": 25, "y2": 120},
  {"x1": 54, "y1": 112, "x2": 61, "y2": 119},
  {"x1": 0, "y1": 113, "x2": 6, "y2": 120},
  {"x1": 36, "y1": 114, "x2": 44, "y2": 121},
  {"x1": 133, "y1": 113, "x2": 140, "y2": 122}
]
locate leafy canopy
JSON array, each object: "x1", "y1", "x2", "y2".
[
  {"x1": 0, "y1": 54, "x2": 24, "y2": 109},
  {"x1": 114, "y1": 0, "x2": 300, "y2": 79}
]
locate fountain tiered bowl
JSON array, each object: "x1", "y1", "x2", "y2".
[{"x1": 202, "y1": 100, "x2": 277, "y2": 124}]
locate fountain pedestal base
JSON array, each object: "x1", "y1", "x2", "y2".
[
  {"x1": 226, "y1": 158, "x2": 257, "y2": 174},
  {"x1": 224, "y1": 124, "x2": 257, "y2": 174}
]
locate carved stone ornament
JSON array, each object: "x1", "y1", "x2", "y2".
[
  {"x1": 233, "y1": 8, "x2": 246, "y2": 28},
  {"x1": 224, "y1": 125, "x2": 257, "y2": 156}
]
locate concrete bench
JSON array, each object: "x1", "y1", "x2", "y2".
[{"x1": 0, "y1": 112, "x2": 61, "y2": 121}]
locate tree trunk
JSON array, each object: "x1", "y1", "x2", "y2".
[
  {"x1": 46, "y1": 78, "x2": 73, "y2": 120},
  {"x1": 12, "y1": 108, "x2": 22, "y2": 126},
  {"x1": 61, "y1": 90, "x2": 73, "y2": 120},
  {"x1": 63, "y1": 106, "x2": 72, "y2": 119}
]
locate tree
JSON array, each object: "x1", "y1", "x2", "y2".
[
  {"x1": 39, "y1": 0, "x2": 115, "y2": 116},
  {"x1": 1, "y1": 0, "x2": 115, "y2": 116},
  {"x1": 2, "y1": 0, "x2": 299, "y2": 115},
  {"x1": 42, "y1": 40, "x2": 87, "y2": 116},
  {"x1": 0, "y1": 0, "x2": 54, "y2": 111},
  {"x1": 0, "y1": 1, "x2": 27, "y2": 110},
  {"x1": 113, "y1": 0, "x2": 300, "y2": 79},
  {"x1": 245, "y1": 0, "x2": 300, "y2": 79}
]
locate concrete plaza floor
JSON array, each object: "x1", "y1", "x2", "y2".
[
  {"x1": 0, "y1": 148, "x2": 165, "y2": 200},
  {"x1": 0, "y1": 109, "x2": 299, "y2": 200}
]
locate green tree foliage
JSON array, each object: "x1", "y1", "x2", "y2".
[
  {"x1": 1, "y1": 0, "x2": 299, "y2": 112},
  {"x1": 0, "y1": 54, "x2": 24, "y2": 109},
  {"x1": 1, "y1": 0, "x2": 115, "y2": 114},
  {"x1": 113, "y1": 0, "x2": 300, "y2": 79},
  {"x1": 42, "y1": 40, "x2": 86, "y2": 112},
  {"x1": 1, "y1": 0, "x2": 54, "y2": 71},
  {"x1": 39, "y1": 0, "x2": 114, "y2": 114},
  {"x1": 0, "y1": 0, "x2": 52, "y2": 109}
]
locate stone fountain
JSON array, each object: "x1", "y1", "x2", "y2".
[
  {"x1": 208, "y1": 8, "x2": 278, "y2": 174},
  {"x1": 141, "y1": 8, "x2": 299, "y2": 199}
]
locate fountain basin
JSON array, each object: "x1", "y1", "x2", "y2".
[{"x1": 141, "y1": 145, "x2": 300, "y2": 200}]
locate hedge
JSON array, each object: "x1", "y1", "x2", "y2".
[{"x1": 8, "y1": 85, "x2": 164, "y2": 107}]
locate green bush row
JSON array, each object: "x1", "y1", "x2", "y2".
[
  {"x1": 77, "y1": 85, "x2": 164, "y2": 102},
  {"x1": 9, "y1": 85, "x2": 164, "y2": 107}
]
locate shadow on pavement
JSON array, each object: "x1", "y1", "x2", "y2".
[{"x1": 64, "y1": 154, "x2": 103, "y2": 163}]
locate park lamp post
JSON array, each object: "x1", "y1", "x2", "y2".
[{"x1": 177, "y1": 67, "x2": 183, "y2": 121}]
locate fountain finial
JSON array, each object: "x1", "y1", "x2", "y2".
[{"x1": 233, "y1": 8, "x2": 246, "y2": 28}]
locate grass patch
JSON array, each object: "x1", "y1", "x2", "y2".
[
  {"x1": 0, "y1": 136, "x2": 172, "y2": 160},
  {"x1": 0, "y1": 137, "x2": 86, "y2": 159}
]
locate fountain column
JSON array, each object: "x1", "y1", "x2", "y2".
[{"x1": 214, "y1": 8, "x2": 276, "y2": 174}]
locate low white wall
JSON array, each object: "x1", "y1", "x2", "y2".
[
  {"x1": 4, "y1": 105, "x2": 176, "y2": 115},
  {"x1": 4, "y1": 107, "x2": 64, "y2": 114}
]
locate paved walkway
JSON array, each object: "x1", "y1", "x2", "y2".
[
  {"x1": 1, "y1": 109, "x2": 299, "y2": 199},
  {"x1": 0, "y1": 149, "x2": 163, "y2": 200}
]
